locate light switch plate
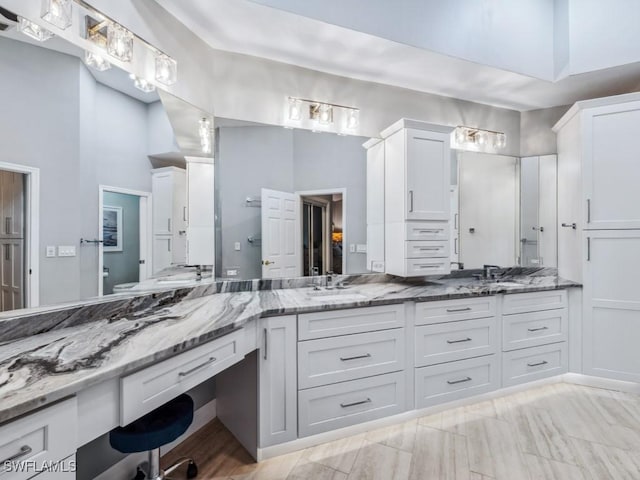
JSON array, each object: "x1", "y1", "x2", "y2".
[
  {"x1": 234, "y1": 242, "x2": 241, "y2": 251},
  {"x1": 227, "y1": 269, "x2": 238, "y2": 276},
  {"x1": 46, "y1": 246, "x2": 56, "y2": 257},
  {"x1": 58, "y1": 245, "x2": 76, "y2": 257},
  {"x1": 356, "y1": 244, "x2": 367, "y2": 253},
  {"x1": 349, "y1": 244, "x2": 355, "y2": 253}
]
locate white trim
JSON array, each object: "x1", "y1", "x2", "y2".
[
  {"x1": 98, "y1": 185, "x2": 153, "y2": 296},
  {"x1": 296, "y1": 188, "x2": 347, "y2": 276},
  {"x1": 563, "y1": 373, "x2": 640, "y2": 395},
  {"x1": 94, "y1": 399, "x2": 217, "y2": 480},
  {"x1": 0, "y1": 161, "x2": 40, "y2": 308}
]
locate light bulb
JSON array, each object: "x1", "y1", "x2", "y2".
[
  {"x1": 494, "y1": 132, "x2": 507, "y2": 149},
  {"x1": 107, "y1": 22, "x2": 133, "y2": 62},
  {"x1": 155, "y1": 54, "x2": 177, "y2": 86},
  {"x1": 41, "y1": 0, "x2": 72, "y2": 30},
  {"x1": 346, "y1": 109, "x2": 359, "y2": 130},
  {"x1": 318, "y1": 104, "x2": 332, "y2": 126},
  {"x1": 288, "y1": 98, "x2": 302, "y2": 121}
]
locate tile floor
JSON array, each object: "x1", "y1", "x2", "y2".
[{"x1": 163, "y1": 382, "x2": 640, "y2": 479}]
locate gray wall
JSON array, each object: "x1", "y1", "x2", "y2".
[
  {"x1": 102, "y1": 192, "x2": 140, "y2": 295},
  {"x1": 217, "y1": 126, "x2": 368, "y2": 279},
  {"x1": 0, "y1": 37, "x2": 153, "y2": 306},
  {"x1": 520, "y1": 105, "x2": 570, "y2": 157}
]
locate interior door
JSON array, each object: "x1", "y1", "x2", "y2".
[{"x1": 261, "y1": 188, "x2": 300, "y2": 278}]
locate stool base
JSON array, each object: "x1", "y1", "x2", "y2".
[{"x1": 136, "y1": 449, "x2": 198, "y2": 480}]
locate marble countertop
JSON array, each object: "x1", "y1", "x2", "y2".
[{"x1": 0, "y1": 271, "x2": 579, "y2": 425}]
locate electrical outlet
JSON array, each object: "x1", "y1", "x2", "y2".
[
  {"x1": 58, "y1": 246, "x2": 76, "y2": 257},
  {"x1": 46, "y1": 246, "x2": 56, "y2": 257},
  {"x1": 356, "y1": 244, "x2": 367, "y2": 253},
  {"x1": 234, "y1": 242, "x2": 241, "y2": 251},
  {"x1": 372, "y1": 261, "x2": 385, "y2": 272},
  {"x1": 226, "y1": 269, "x2": 238, "y2": 276}
]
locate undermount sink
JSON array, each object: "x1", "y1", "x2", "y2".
[{"x1": 306, "y1": 288, "x2": 368, "y2": 302}]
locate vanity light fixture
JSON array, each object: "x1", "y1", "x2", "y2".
[
  {"x1": 453, "y1": 126, "x2": 507, "y2": 150},
  {"x1": 315, "y1": 103, "x2": 333, "y2": 126},
  {"x1": 288, "y1": 97, "x2": 302, "y2": 122},
  {"x1": 84, "y1": 51, "x2": 111, "y2": 71},
  {"x1": 17, "y1": 16, "x2": 54, "y2": 41},
  {"x1": 129, "y1": 73, "x2": 156, "y2": 93},
  {"x1": 155, "y1": 53, "x2": 177, "y2": 86},
  {"x1": 346, "y1": 108, "x2": 360, "y2": 130},
  {"x1": 106, "y1": 22, "x2": 133, "y2": 62},
  {"x1": 287, "y1": 97, "x2": 360, "y2": 131},
  {"x1": 41, "y1": 0, "x2": 72, "y2": 30},
  {"x1": 199, "y1": 118, "x2": 212, "y2": 154}
]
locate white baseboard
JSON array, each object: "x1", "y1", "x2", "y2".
[
  {"x1": 94, "y1": 399, "x2": 217, "y2": 480},
  {"x1": 563, "y1": 373, "x2": 640, "y2": 394}
]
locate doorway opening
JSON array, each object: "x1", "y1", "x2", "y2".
[
  {"x1": 299, "y1": 191, "x2": 345, "y2": 276},
  {"x1": 98, "y1": 186, "x2": 152, "y2": 296},
  {"x1": 0, "y1": 161, "x2": 39, "y2": 310}
]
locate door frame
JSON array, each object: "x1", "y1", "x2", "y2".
[
  {"x1": 0, "y1": 161, "x2": 40, "y2": 308},
  {"x1": 98, "y1": 185, "x2": 152, "y2": 296},
  {"x1": 295, "y1": 188, "x2": 347, "y2": 276}
]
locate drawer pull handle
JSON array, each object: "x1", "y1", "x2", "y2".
[
  {"x1": 447, "y1": 337, "x2": 472, "y2": 344},
  {"x1": 1, "y1": 445, "x2": 32, "y2": 465},
  {"x1": 446, "y1": 307, "x2": 472, "y2": 313},
  {"x1": 417, "y1": 229, "x2": 440, "y2": 234},
  {"x1": 340, "y1": 398, "x2": 372, "y2": 408},
  {"x1": 179, "y1": 357, "x2": 217, "y2": 378},
  {"x1": 528, "y1": 326, "x2": 549, "y2": 332},
  {"x1": 527, "y1": 360, "x2": 548, "y2": 367},
  {"x1": 418, "y1": 247, "x2": 440, "y2": 251},
  {"x1": 340, "y1": 353, "x2": 371, "y2": 361},
  {"x1": 447, "y1": 376, "x2": 472, "y2": 385}
]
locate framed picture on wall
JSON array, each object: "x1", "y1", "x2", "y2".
[{"x1": 103, "y1": 206, "x2": 123, "y2": 252}]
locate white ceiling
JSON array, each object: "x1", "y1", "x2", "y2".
[{"x1": 155, "y1": 0, "x2": 640, "y2": 112}]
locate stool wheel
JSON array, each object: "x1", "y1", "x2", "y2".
[
  {"x1": 133, "y1": 467, "x2": 146, "y2": 480},
  {"x1": 186, "y1": 460, "x2": 198, "y2": 479}
]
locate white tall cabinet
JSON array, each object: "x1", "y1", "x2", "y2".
[
  {"x1": 364, "y1": 138, "x2": 385, "y2": 272},
  {"x1": 554, "y1": 92, "x2": 640, "y2": 382},
  {"x1": 151, "y1": 167, "x2": 187, "y2": 272},
  {"x1": 381, "y1": 119, "x2": 453, "y2": 277}
]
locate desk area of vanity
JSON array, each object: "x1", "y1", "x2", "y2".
[{"x1": 0, "y1": 269, "x2": 579, "y2": 478}]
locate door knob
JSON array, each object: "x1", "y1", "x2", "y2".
[{"x1": 262, "y1": 260, "x2": 275, "y2": 266}]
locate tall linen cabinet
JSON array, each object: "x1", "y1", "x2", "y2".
[{"x1": 554, "y1": 92, "x2": 640, "y2": 382}]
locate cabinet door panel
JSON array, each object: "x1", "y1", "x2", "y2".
[
  {"x1": 152, "y1": 173, "x2": 173, "y2": 234},
  {"x1": 405, "y1": 129, "x2": 449, "y2": 221}
]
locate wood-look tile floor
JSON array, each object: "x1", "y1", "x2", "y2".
[{"x1": 162, "y1": 383, "x2": 640, "y2": 480}]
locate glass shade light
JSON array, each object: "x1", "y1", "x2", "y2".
[
  {"x1": 317, "y1": 104, "x2": 333, "y2": 126},
  {"x1": 494, "y1": 132, "x2": 507, "y2": 149},
  {"x1": 129, "y1": 74, "x2": 156, "y2": 93},
  {"x1": 155, "y1": 54, "x2": 177, "y2": 86},
  {"x1": 107, "y1": 22, "x2": 133, "y2": 62},
  {"x1": 288, "y1": 97, "x2": 302, "y2": 121},
  {"x1": 345, "y1": 109, "x2": 360, "y2": 130},
  {"x1": 199, "y1": 118, "x2": 212, "y2": 154},
  {"x1": 454, "y1": 127, "x2": 467, "y2": 146},
  {"x1": 41, "y1": 0, "x2": 72, "y2": 30},
  {"x1": 18, "y1": 17, "x2": 54, "y2": 42},
  {"x1": 84, "y1": 51, "x2": 111, "y2": 72}
]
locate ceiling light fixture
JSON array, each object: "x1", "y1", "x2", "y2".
[
  {"x1": 199, "y1": 118, "x2": 212, "y2": 154},
  {"x1": 84, "y1": 50, "x2": 111, "y2": 71},
  {"x1": 453, "y1": 126, "x2": 507, "y2": 150},
  {"x1": 17, "y1": 16, "x2": 54, "y2": 41},
  {"x1": 106, "y1": 22, "x2": 133, "y2": 62},
  {"x1": 129, "y1": 73, "x2": 155, "y2": 93},
  {"x1": 155, "y1": 53, "x2": 177, "y2": 86},
  {"x1": 286, "y1": 97, "x2": 359, "y2": 132},
  {"x1": 41, "y1": 0, "x2": 72, "y2": 30}
]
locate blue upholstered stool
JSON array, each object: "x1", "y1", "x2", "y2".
[{"x1": 110, "y1": 394, "x2": 198, "y2": 480}]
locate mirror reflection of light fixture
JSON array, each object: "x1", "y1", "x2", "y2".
[
  {"x1": 199, "y1": 118, "x2": 212, "y2": 154},
  {"x1": 453, "y1": 126, "x2": 507, "y2": 150},
  {"x1": 155, "y1": 53, "x2": 177, "y2": 86},
  {"x1": 317, "y1": 104, "x2": 333, "y2": 126},
  {"x1": 84, "y1": 51, "x2": 111, "y2": 71},
  {"x1": 346, "y1": 109, "x2": 360, "y2": 130},
  {"x1": 106, "y1": 22, "x2": 133, "y2": 62},
  {"x1": 41, "y1": 0, "x2": 72, "y2": 30},
  {"x1": 129, "y1": 73, "x2": 155, "y2": 93},
  {"x1": 286, "y1": 97, "x2": 360, "y2": 133},
  {"x1": 18, "y1": 16, "x2": 54, "y2": 42},
  {"x1": 288, "y1": 97, "x2": 302, "y2": 122}
]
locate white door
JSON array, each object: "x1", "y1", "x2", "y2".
[
  {"x1": 261, "y1": 188, "x2": 300, "y2": 278},
  {"x1": 450, "y1": 186, "x2": 459, "y2": 264}
]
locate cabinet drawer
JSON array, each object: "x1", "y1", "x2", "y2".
[
  {"x1": 121, "y1": 329, "x2": 244, "y2": 425},
  {"x1": 0, "y1": 398, "x2": 77, "y2": 480},
  {"x1": 502, "y1": 343, "x2": 568, "y2": 387},
  {"x1": 416, "y1": 297, "x2": 496, "y2": 325},
  {"x1": 415, "y1": 317, "x2": 498, "y2": 367},
  {"x1": 298, "y1": 372, "x2": 406, "y2": 437},
  {"x1": 30, "y1": 455, "x2": 76, "y2": 479},
  {"x1": 503, "y1": 309, "x2": 568, "y2": 351},
  {"x1": 298, "y1": 304, "x2": 404, "y2": 341},
  {"x1": 502, "y1": 290, "x2": 567, "y2": 315},
  {"x1": 406, "y1": 221, "x2": 448, "y2": 241},
  {"x1": 298, "y1": 329, "x2": 405, "y2": 389},
  {"x1": 405, "y1": 258, "x2": 449, "y2": 276},
  {"x1": 415, "y1": 356, "x2": 499, "y2": 409},
  {"x1": 405, "y1": 240, "x2": 449, "y2": 259}
]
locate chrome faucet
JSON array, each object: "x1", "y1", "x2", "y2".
[
  {"x1": 451, "y1": 261, "x2": 464, "y2": 270},
  {"x1": 482, "y1": 264, "x2": 501, "y2": 280},
  {"x1": 195, "y1": 265, "x2": 202, "y2": 281},
  {"x1": 326, "y1": 271, "x2": 334, "y2": 289}
]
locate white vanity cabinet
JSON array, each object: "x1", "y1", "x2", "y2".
[
  {"x1": 380, "y1": 119, "x2": 454, "y2": 277},
  {"x1": 152, "y1": 167, "x2": 187, "y2": 271},
  {"x1": 414, "y1": 297, "x2": 500, "y2": 408}
]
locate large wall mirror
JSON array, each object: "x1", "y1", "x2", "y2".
[
  {"x1": 0, "y1": 27, "x2": 213, "y2": 314},
  {"x1": 454, "y1": 151, "x2": 558, "y2": 270}
]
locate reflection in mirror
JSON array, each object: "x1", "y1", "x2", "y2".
[
  {"x1": 214, "y1": 120, "x2": 368, "y2": 280},
  {"x1": 0, "y1": 28, "x2": 213, "y2": 313},
  {"x1": 454, "y1": 151, "x2": 557, "y2": 270}
]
